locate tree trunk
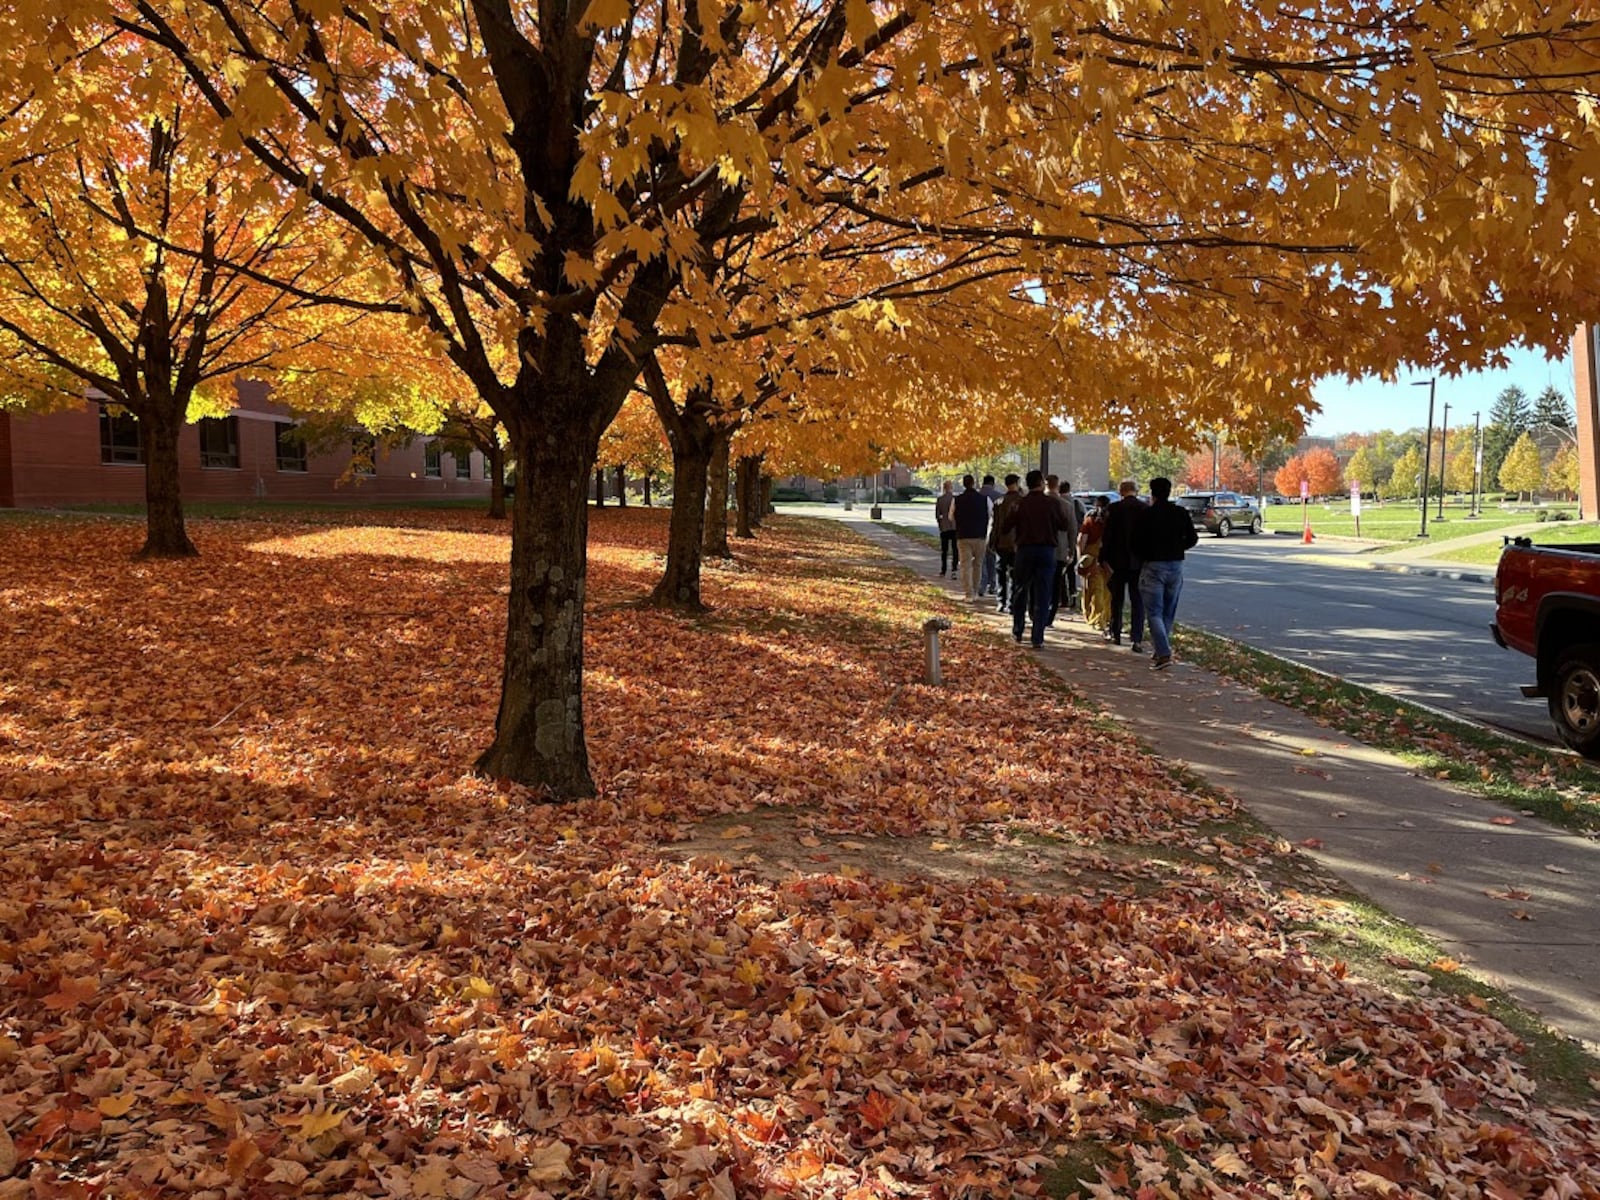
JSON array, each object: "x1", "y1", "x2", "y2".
[
  {"x1": 643, "y1": 472, "x2": 653, "y2": 507},
  {"x1": 594, "y1": 467, "x2": 606, "y2": 506},
  {"x1": 704, "y1": 432, "x2": 733, "y2": 559},
  {"x1": 136, "y1": 402, "x2": 197, "y2": 559},
  {"x1": 615, "y1": 464, "x2": 627, "y2": 507},
  {"x1": 760, "y1": 474, "x2": 774, "y2": 519},
  {"x1": 476, "y1": 423, "x2": 601, "y2": 798},
  {"x1": 486, "y1": 444, "x2": 507, "y2": 520},
  {"x1": 735, "y1": 454, "x2": 758, "y2": 539},
  {"x1": 650, "y1": 431, "x2": 714, "y2": 610}
]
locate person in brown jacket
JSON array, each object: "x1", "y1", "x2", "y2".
[{"x1": 1001, "y1": 469, "x2": 1070, "y2": 647}]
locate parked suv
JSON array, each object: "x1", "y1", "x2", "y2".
[{"x1": 1177, "y1": 492, "x2": 1263, "y2": 537}]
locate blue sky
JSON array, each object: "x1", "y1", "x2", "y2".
[{"x1": 1306, "y1": 344, "x2": 1574, "y2": 436}]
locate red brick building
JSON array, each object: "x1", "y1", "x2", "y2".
[{"x1": 0, "y1": 382, "x2": 490, "y2": 508}]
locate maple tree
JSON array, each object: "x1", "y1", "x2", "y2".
[
  {"x1": 1343, "y1": 445, "x2": 1383, "y2": 495},
  {"x1": 1274, "y1": 449, "x2": 1342, "y2": 499},
  {"x1": 0, "y1": 62, "x2": 392, "y2": 558},
  {"x1": 1446, "y1": 441, "x2": 1478, "y2": 495},
  {"x1": 1387, "y1": 445, "x2": 1426, "y2": 499},
  {"x1": 1182, "y1": 444, "x2": 1255, "y2": 493},
  {"x1": 1547, "y1": 444, "x2": 1582, "y2": 498},
  {"x1": 1500, "y1": 432, "x2": 1546, "y2": 501},
  {"x1": 21, "y1": 0, "x2": 1600, "y2": 793}
]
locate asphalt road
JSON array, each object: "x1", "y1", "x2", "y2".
[{"x1": 1176, "y1": 533, "x2": 1554, "y2": 743}]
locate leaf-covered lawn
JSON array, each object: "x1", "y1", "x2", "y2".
[{"x1": 2, "y1": 509, "x2": 1596, "y2": 1198}]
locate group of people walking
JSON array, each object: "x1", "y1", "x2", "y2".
[{"x1": 935, "y1": 472, "x2": 1198, "y2": 669}]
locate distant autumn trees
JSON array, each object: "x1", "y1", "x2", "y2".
[{"x1": 1275, "y1": 449, "x2": 1343, "y2": 499}]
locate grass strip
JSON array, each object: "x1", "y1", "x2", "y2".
[
  {"x1": 1172, "y1": 626, "x2": 1600, "y2": 833},
  {"x1": 881, "y1": 520, "x2": 940, "y2": 549}
]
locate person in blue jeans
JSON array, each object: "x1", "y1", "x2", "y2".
[
  {"x1": 1000, "y1": 469, "x2": 1069, "y2": 647},
  {"x1": 1132, "y1": 476, "x2": 1199, "y2": 670}
]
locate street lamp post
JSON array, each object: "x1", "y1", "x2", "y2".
[
  {"x1": 1437, "y1": 401, "x2": 1450, "y2": 519},
  {"x1": 1470, "y1": 410, "x2": 1482, "y2": 518},
  {"x1": 1210, "y1": 431, "x2": 1221, "y2": 490},
  {"x1": 1413, "y1": 378, "x2": 1436, "y2": 538}
]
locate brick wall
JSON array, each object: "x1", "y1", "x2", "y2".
[
  {"x1": 0, "y1": 412, "x2": 13, "y2": 508},
  {"x1": 2, "y1": 389, "x2": 492, "y2": 509}
]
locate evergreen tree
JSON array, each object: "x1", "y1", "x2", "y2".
[
  {"x1": 1481, "y1": 385, "x2": 1531, "y2": 489},
  {"x1": 1530, "y1": 385, "x2": 1575, "y2": 431}
]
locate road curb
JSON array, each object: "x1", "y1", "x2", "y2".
[{"x1": 1291, "y1": 555, "x2": 1497, "y2": 585}]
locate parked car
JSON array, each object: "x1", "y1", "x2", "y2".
[
  {"x1": 1491, "y1": 535, "x2": 1600, "y2": 756},
  {"x1": 1176, "y1": 491, "x2": 1263, "y2": 537}
]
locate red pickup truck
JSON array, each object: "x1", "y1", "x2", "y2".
[{"x1": 1491, "y1": 536, "x2": 1600, "y2": 757}]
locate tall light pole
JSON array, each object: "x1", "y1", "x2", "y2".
[
  {"x1": 1210, "y1": 430, "x2": 1221, "y2": 490},
  {"x1": 1437, "y1": 401, "x2": 1450, "y2": 519},
  {"x1": 1471, "y1": 410, "x2": 1482, "y2": 518},
  {"x1": 1413, "y1": 378, "x2": 1436, "y2": 538}
]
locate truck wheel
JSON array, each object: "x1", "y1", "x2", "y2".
[
  {"x1": 1549, "y1": 644, "x2": 1600, "y2": 758},
  {"x1": 1216, "y1": 519, "x2": 1231, "y2": 538},
  {"x1": 1249, "y1": 517, "x2": 1263, "y2": 535}
]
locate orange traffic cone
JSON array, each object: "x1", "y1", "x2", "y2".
[{"x1": 1302, "y1": 520, "x2": 1314, "y2": 544}]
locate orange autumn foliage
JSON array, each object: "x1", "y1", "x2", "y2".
[{"x1": 2, "y1": 509, "x2": 1597, "y2": 1196}]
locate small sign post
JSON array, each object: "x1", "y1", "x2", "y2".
[
  {"x1": 1351, "y1": 482, "x2": 1362, "y2": 538},
  {"x1": 1300, "y1": 479, "x2": 1312, "y2": 543}
]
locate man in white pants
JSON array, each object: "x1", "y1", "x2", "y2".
[{"x1": 952, "y1": 474, "x2": 990, "y2": 601}]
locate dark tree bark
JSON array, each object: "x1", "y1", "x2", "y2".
[
  {"x1": 704, "y1": 431, "x2": 733, "y2": 559},
  {"x1": 136, "y1": 399, "x2": 198, "y2": 559},
  {"x1": 486, "y1": 444, "x2": 507, "y2": 520},
  {"x1": 475, "y1": 417, "x2": 603, "y2": 796},
  {"x1": 735, "y1": 454, "x2": 758, "y2": 538},
  {"x1": 760, "y1": 473, "x2": 774, "y2": 517},
  {"x1": 594, "y1": 467, "x2": 606, "y2": 506},
  {"x1": 643, "y1": 472, "x2": 653, "y2": 507},
  {"x1": 615, "y1": 464, "x2": 627, "y2": 506},
  {"x1": 645, "y1": 366, "x2": 717, "y2": 610}
]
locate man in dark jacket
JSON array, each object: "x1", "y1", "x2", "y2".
[
  {"x1": 987, "y1": 474, "x2": 1023, "y2": 611},
  {"x1": 1133, "y1": 476, "x2": 1200, "y2": 671},
  {"x1": 1001, "y1": 469, "x2": 1069, "y2": 647},
  {"x1": 1099, "y1": 480, "x2": 1147, "y2": 651},
  {"x1": 951, "y1": 474, "x2": 990, "y2": 601},
  {"x1": 978, "y1": 474, "x2": 1003, "y2": 595}
]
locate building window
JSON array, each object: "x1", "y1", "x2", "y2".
[
  {"x1": 275, "y1": 422, "x2": 308, "y2": 472},
  {"x1": 424, "y1": 441, "x2": 442, "y2": 478},
  {"x1": 455, "y1": 452, "x2": 472, "y2": 480},
  {"x1": 98, "y1": 405, "x2": 142, "y2": 465},
  {"x1": 198, "y1": 416, "x2": 240, "y2": 469},
  {"x1": 351, "y1": 432, "x2": 377, "y2": 476}
]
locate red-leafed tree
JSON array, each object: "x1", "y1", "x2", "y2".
[
  {"x1": 1276, "y1": 448, "x2": 1343, "y2": 497},
  {"x1": 1185, "y1": 445, "x2": 1257, "y2": 492}
]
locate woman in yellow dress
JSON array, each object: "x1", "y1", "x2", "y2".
[{"x1": 1078, "y1": 495, "x2": 1112, "y2": 632}]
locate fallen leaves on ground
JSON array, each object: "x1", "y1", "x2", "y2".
[{"x1": 0, "y1": 508, "x2": 1596, "y2": 1198}]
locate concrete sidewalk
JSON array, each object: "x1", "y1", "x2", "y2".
[{"x1": 830, "y1": 512, "x2": 1600, "y2": 1051}]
